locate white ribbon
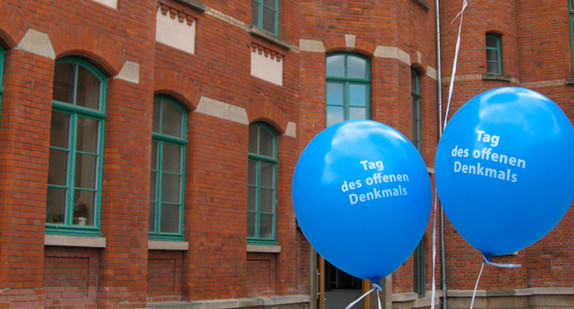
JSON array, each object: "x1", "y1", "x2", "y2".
[
  {"x1": 443, "y1": 0, "x2": 468, "y2": 128},
  {"x1": 469, "y1": 261, "x2": 485, "y2": 309},
  {"x1": 344, "y1": 283, "x2": 383, "y2": 309},
  {"x1": 469, "y1": 257, "x2": 522, "y2": 309},
  {"x1": 433, "y1": 2, "x2": 469, "y2": 309},
  {"x1": 483, "y1": 255, "x2": 521, "y2": 268}
]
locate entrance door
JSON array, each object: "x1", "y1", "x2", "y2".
[{"x1": 318, "y1": 256, "x2": 364, "y2": 309}]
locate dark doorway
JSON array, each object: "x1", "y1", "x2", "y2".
[{"x1": 324, "y1": 260, "x2": 362, "y2": 309}]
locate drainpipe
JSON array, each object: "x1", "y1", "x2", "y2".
[{"x1": 434, "y1": 0, "x2": 448, "y2": 309}]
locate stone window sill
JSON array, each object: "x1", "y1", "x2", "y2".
[
  {"x1": 45, "y1": 234, "x2": 106, "y2": 248},
  {"x1": 148, "y1": 240, "x2": 189, "y2": 251},
  {"x1": 248, "y1": 26, "x2": 293, "y2": 51},
  {"x1": 482, "y1": 74, "x2": 512, "y2": 82},
  {"x1": 174, "y1": 0, "x2": 206, "y2": 12},
  {"x1": 247, "y1": 244, "x2": 281, "y2": 253}
]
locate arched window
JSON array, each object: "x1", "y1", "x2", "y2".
[
  {"x1": 411, "y1": 69, "x2": 422, "y2": 151},
  {"x1": 247, "y1": 123, "x2": 277, "y2": 243},
  {"x1": 150, "y1": 95, "x2": 187, "y2": 239},
  {"x1": 326, "y1": 53, "x2": 371, "y2": 127},
  {"x1": 47, "y1": 57, "x2": 106, "y2": 233},
  {"x1": 486, "y1": 33, "x2": 502, "y2": 75}
]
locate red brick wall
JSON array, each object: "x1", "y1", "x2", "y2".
[
  {"x1": 147, "y1": 251, "x2": 184, "y2": 303},
  {"x1": 0, "y1": 48, "x2": 53, "y2": 307},
  {"x1": 44, "y1": 247, "x2": 99, "y2": 308}
]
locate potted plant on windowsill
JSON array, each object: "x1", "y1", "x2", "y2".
[{"x1": 73, "y1": 200, "x2": 89, "y2": 226}]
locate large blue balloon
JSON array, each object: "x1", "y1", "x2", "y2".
[
  {"x1": 292, "y1": 120, "x2": 432, "y2": 285},
  {"x1": 435, "y1": 87, "x2": 574, "y2": 258}
]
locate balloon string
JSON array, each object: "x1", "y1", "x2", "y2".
[
  {"x1": 469, "y1": 261, "x2": 485, "y2": 309},
  {"x1": 483, "y1": 255, "x2": 522, "y2": 268},
  {"x1": 376, "y1": 288, "x2": 382, "y2": 309},
  {"x1": 434, "y1": 3, "x2": 469, "y2": 309},
  {"x1": 431, "y1": 195, "x2": 438, "y2": 309},
  {"x1": 344, "y1": 283, "x2": 382, "y2": 309},
  {"x1": 443, "y1": 0, "x2": 468, "y2": 129},
  {"x1": 469, "y1": 256, "x2": 522, "y2": 309}
]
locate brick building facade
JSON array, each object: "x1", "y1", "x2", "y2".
[{"x1": 0, "y1": 0, "x2": 571, "y2": 308}]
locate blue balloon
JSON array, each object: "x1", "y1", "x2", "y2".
[
  {"x1": 435, "y1": 87, "x2": 574, "y2": 258},
  {"x1": 292, "y1": 120, "x2": 432, "y2": 285}
]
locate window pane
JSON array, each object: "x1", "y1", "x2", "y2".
[
  {"x1": 259, "y1": 128, "x2": 274, "y2": 157},
  {"x1": 73, "y1": 190, "x2": 95, "y2": 226},
  {"x1": 160, "y1": 203, "x2": 180, "y2": 233},
  {"x1": 76, "y1": 66, "x2": 101, "y2": 110},
  {"x1": 151, "y1": 140, "x2": 158, "y2": 171},
  {"x1": 75, "y1": 153, "x2": 97, "y2": 189},
  {"x1": 411, "y1": 72, "x2": 420, "y2": 93},
  {"x1": 153, "y1": 99, "x2": 161, "y2": 133},
  {"x1": 50, "y1": 112, "x2": 70, "y2": 149},
  {"x1": 150, "y1": 171, "x2": 157, "y2": 201},
  {"x1": 349, "y1": 107, "x2": 367, "y2": 120},
  {"x1": 326, "y1": 55, "x2": 345, "y2": 77},
  {"x1": 48, "y1": 149, "x2": 68, "y2": 186},
  {"x1": 248, "y1": 187, "x2": 257, "y2": 211},
  {"x1": 252, "y1": 0, "x2": 260, "y2": 26},
  {"x1": 326, "y1": 106, "x2": 344, "y2": 127},
  {"x1": 76, "y1": 117, "x2": 99, "y2": 153},
  {"x1": 259, "y1": 213, "x2": 273, "y2": 238},
  {"x1": 486, "y1": 49, "x2": 499, "y2": 62},
  {"x1": 149, "y1": 202, "x2": 156, "y2": 232},
  {"x1": 349, "y1": 84, "x2": 367, "y2": 107},
  {"x1": 260, "y1": 162, "x2": 274, "y2": 188},
  {"x1": 53, "y1": 63, "x2": 75, "y2": 104},
  {"x1": 161, "y1": 173, "x2": 181, "y2": 203},
  {"x1": 327, "y1": 82, "x2": 344, "y2": 106},
  {"x1": 162, "y1": 143, "x2": 182, "y2": 173},
  {"x1": 262, "y1": 6, "x2": 276, "y2": 34},
  {"x1": 247, "y1": 212, "x2": 256, "y2": 237},
  {"x1": 487, "y1": 62, "x2": 500, "y2": 74},
  {"x1": 46, "y1": 187, "x2": 67, "y2": 224},
  {"x1": 249, "y1": 126, "x2": 258, "y2": 154},
  {"x1": 248, "y1": 160, "x2": 257, "y2": 185},
  {"x1": 347, "y1": 56, "x2": 367, "y2": 79},
  {"x1": 263, "y1": 0, "x2": 276, "y2": 9},
  {"x1": 486, "y1": 36, "x2": 498, "y2": 48},
  {"x1": 260, "y1": 188, "x2": 274, "y2": 213},
  {"x1": 162, "y1": 101, "x2": 184, "y2": 138}
]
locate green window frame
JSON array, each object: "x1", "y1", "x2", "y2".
[
  {"x1": 150, "y1": 95, "x2": 187, "y2": 240},
  {"x1": 326, "y1": 53, "x2": 371, "y2": 127},
  {"x1": 47, "y1": 57, "x2": 106, "y2": 235},
  {"x1": 413, "y1": 237, "x2": 426, "y2": 297},
  {"x1": 486, "y1": 34, "x2": 502, "y2": 75},
  {"x1": 411, "y1": 69, "x2": 422, "y2": 152},
  {"x1": 252, "y1": 0, "x2": 279, "y2": 36},
  {"x1": 247, "y1": 123, "x2": 277, "y2": 244},
  {"x1": 412, "y1": 69, "x2": 424, "y2": 297}
]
